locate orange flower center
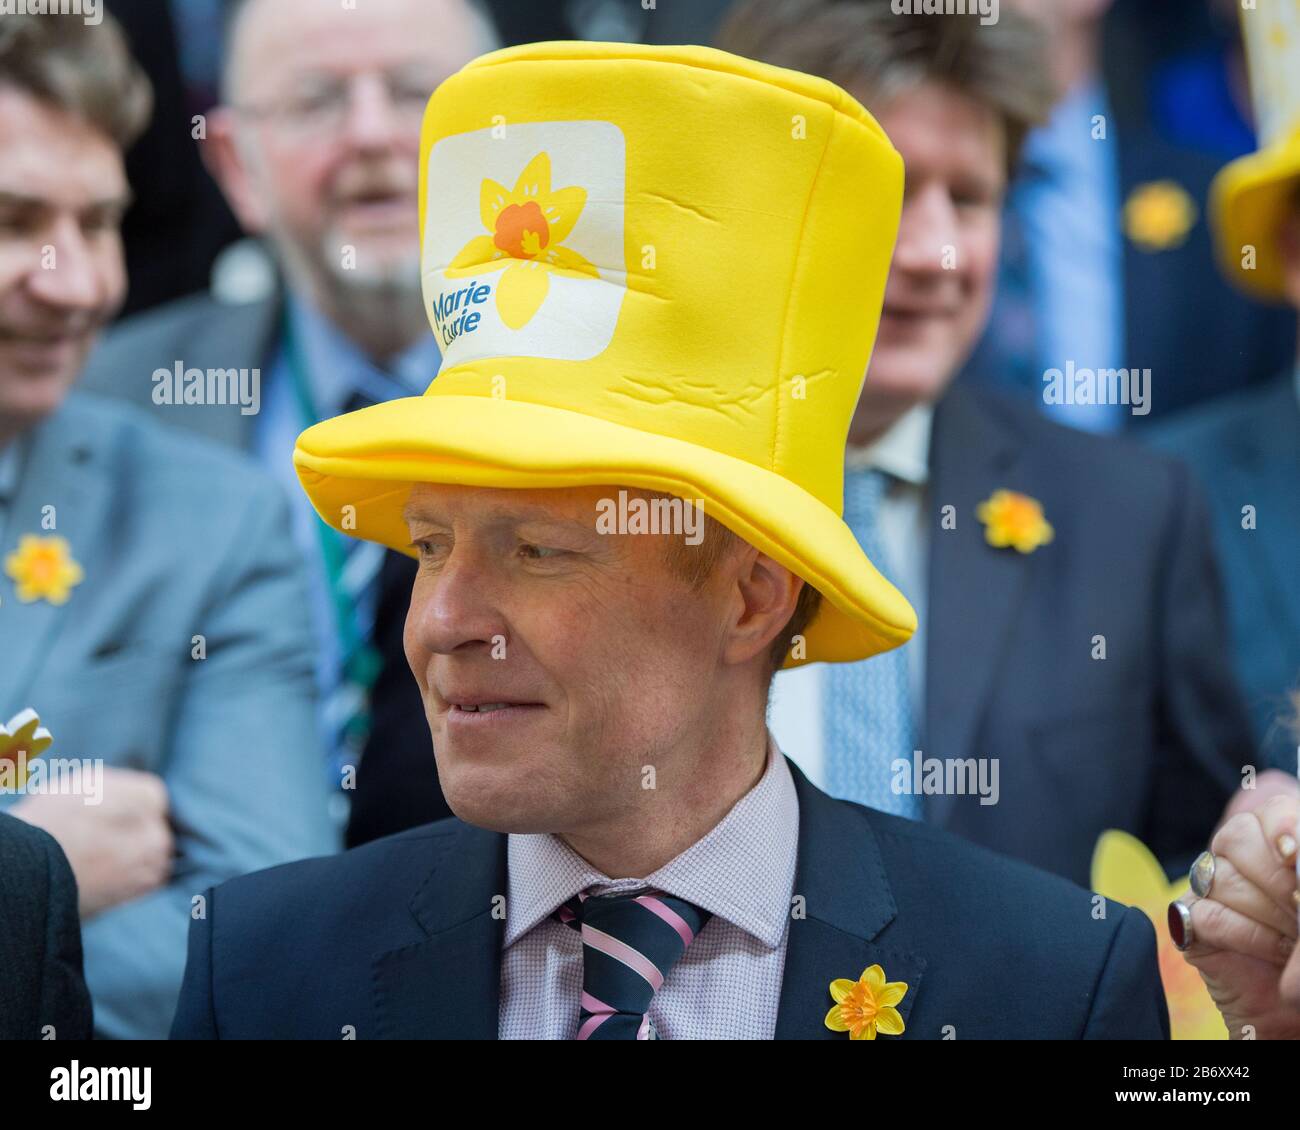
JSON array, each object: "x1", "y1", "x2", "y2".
[
  {"x1": 493, "y1": 201, "x2": 549, "y2": 259},
  {"x1": 997, "y1": 496, "x2": 1040, "y2": 534},
  {"x1": 840, "y1": 982, "x2": 879, "y2": 1034},
  {"x1": 29, "y1": 549, "x2": 59, "y2": 583}
]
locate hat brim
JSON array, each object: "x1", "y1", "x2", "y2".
[
  {"x1": 1211, "y1": 142, "x2": 1300, "y2": 300},
  {"x1": 294, "y1": 395, "x2": 917, "y2": 668}
]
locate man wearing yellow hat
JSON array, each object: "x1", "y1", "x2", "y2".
[
  {"x1": 172, "y1": 42, "x2": 1167, "y2": 1040},
  {"x1": 1151, "y1": 1, "x2": 1300, "y2": 772}
]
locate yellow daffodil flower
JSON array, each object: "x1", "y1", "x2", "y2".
[{"x1": 824, "y1": 964, "x2": 908, "y2": 1040}]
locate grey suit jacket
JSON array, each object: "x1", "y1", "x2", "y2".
[
  {"x1": 80, "y1": 291, "x2": 280, "y2": 451},
  {"x1": 0, "y1": 391, "x2": 339, "y2": 1038}
]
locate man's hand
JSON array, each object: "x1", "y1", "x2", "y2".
[
  {"x1": 12, "y1": 767, "x2": 174, "y2": 919},
  {"x1": 1178, "y1": 787, "x2": 1300, "y2": 1039}
]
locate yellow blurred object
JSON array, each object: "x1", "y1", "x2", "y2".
[
  {"x1": 1211, "y1": 1, "x2": 1300, "y2": 298},
  {"x1": 975, "y1": 489, "x2": 1054, "y2": 554},
  {"x1": 1091, "y1": 830, "x2": 1228, "y2": 1040},
  {"x1": 293, "y1": 41, "x2": 917, "y2": 667},
  {"x1": 3, "y1": 534, "x2": 83, "y2": 605},
  {"x1": 1123, "y1": 180, "x2": 1198, "y2": 251}
]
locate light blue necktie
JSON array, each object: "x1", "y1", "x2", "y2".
[{"x1": 823, "y1": 467, "x2": 921, "y2": 819}]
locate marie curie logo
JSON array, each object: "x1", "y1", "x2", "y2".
[{"x1": 422, "y1": 121, "x2": 627, "y2": 364}]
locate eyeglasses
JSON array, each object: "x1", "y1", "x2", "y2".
[{"x1": 233, "y1": 67, "x2": 444, "y2": 135}]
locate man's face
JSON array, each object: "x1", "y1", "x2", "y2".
[
  {"x1": 402, "y1": 483, "x2": 736, "y2": 836},
  {"x1": 215, "y1": 0, "x2": 489, "y2": 293},
  {"x1": 855, "y1": 82, "x2": 1005, "y2": 422},
  {"x1": 0, "y1": 87, "x2": 128, "y2": 435}
]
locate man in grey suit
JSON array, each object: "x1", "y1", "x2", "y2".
[
  {"x1": 81, "y1": 0, "x2": 501, "y2": 847},
  {"x1": 0, "y1": 14, "x2": 336, "y2": 1037}
]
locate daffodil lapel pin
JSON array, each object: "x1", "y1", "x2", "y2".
[
  {"x1": 4, "y1": 534, "x2": 83, "y2": 605},
  {"x1": 976, "y1": 490, "x2": 1054, "y2": 554},
  {"x1": 824, "y1": 964, "x2": 909, "y2": 1040}
]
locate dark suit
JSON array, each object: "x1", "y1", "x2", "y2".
[
  {"x1": 1147, "y1": 373, "x2": 1300, "y2": 769},
  {"x1": 170, "y1": 762, "x2": 1168, "y2": 1039},
  {"x1": 0, "y1": 813, "x2": 93, "y2": 1040},
  {"x1": 79, "y1": 292, "x2": 449, "y2": 846},
  {"x1": 963, "y1": 127, "x2": 1293, "y2": 424},
  {"x1": 921, "y1": 384, "x2": 1251, "y2": 886}
]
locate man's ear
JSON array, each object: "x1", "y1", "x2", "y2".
[
  {"x1": 203, "y1": 107, "x2": 269, "y2": 234},
  {"x1": 721, "y1": 548, "x2": 802, "y2": 669}
]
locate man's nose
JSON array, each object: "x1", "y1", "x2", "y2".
[
  {"x1": 408, "y1": 545, "x2": 504, "y2": 658},
  {"x1": 893, "y1": 182, "x2": 960, "y2": 275},
  {"x1": 340, "y1": 73, "x2": 403, "y2": 151},
  {"x1": 25, "y1": 218, "x2": 107, "y2": 312}
]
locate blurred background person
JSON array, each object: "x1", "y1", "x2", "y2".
[
  {"x1": 0, "y1": 12, "x2": 336, "y2": 1038},
  {"x1": 1150, "y1": 0, "x2": 1300, "y2": 773},
  {"x1": 720, "y1": 0, "x2": 1253, "y2": 888},
  {"x1": 959, "y1": 0, "x2": 1293, "y2": 431},
  {"x1": 0, "y1": 812, "x2": 92, "y2": 1040},
  {"x1": 82, "y1": 0, "x2": 502, "y2": 847}
]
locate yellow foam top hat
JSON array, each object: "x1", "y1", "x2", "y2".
[
  {"x1": 1213, "y1": 1, "x2": 1300, "y2": 298},
  {"x1": 294, "y1": 41, "x2": 916, "y2": 667}
]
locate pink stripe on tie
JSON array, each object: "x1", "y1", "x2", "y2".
[
  {"x1": 577, "y1": 991, "x2": 616, "y2": 1040},
  {"x1": 635, "y1": 895, "x2": 696, "y2": 947},
  {"x1": 581, "y1": 925, "x2": 664, "y2": 990}
]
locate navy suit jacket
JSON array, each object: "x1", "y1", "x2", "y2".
[
  {"x1": 171, "y1": 761, "x2": 1169, "y2": 1040},
  {"x1": 925, "y1": 385, "x2": 1251, "y2": 887},
  {"x1": 1147, "y1": 372, "x2": 1300, "y2": 769}
]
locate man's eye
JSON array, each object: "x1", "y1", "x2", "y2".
[{"x1": 518, "y1": 543, "x2": 565, "y2": 560}]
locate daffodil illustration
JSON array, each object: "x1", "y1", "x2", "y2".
[
  {"x1": 824, "y1": 964, "x2": 908, "y2": 1040},
  {"x1": 0, "y1": 708, "x2": 52, "y2": 790},
  {"x1": 976, "y1": 489, "x2": 1054, "y2": 554},
  {"x1": 445, "y1": 151, "x2": 599, "y2": 329},
  {"x1": 4, "y1": 534, "x2": 84, "y2": 604}
]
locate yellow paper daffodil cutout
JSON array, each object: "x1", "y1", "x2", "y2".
[
  {"x1": 1091, "y1": 830, "x2": 1228, "y2": 1041},
  {"x1": 4, "y1": 534, "x2": 83, "y2": 604},
  {"x1": 0, "y1": 708, "x2": 53, "y2": 790},
  {"x1": 824, "y1": 964, "x2": 908, "y2": 1040},
  {"x1": 976, "y1": 489, "x2": 1054, "y2": 553},
  {"x1": 444, "y1": 151, "x2": 599, "y2": 329},
  {"x1": 1123, "y1": 180, "x2": 1197, "y2": 252}
]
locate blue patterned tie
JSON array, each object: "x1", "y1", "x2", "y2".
[
  {"x1": 554, "y1": 889, "x2": 711, "y2": 1040},
  {"x1": 823, "y1": 467, "x2": 921, "y2": 819}
]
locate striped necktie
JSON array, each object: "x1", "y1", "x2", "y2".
[
  {"x1": 823, "y1": 466, "x2": 921, "y2": 818},
  {"x1": 554, "y1": 889, "x2": 711, "y2": 1040}
]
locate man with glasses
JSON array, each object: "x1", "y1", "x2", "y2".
[{"x1": 83, "y1": 0, "x2": 502, "y2": 845}]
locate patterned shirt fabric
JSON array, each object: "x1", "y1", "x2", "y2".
[{"x1": 499, "y1": 734, "x2": 799, "y2": 1039}]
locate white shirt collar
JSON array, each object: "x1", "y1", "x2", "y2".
[
  {"x1": 844, "y1": 402, "x2": 933, "y2": 485},
  {"x1": 504, "y1": 733, "x2": 799, "y2": 951}
]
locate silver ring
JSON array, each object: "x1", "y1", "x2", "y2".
[
  {"x1": 1189, "y1": 850, "x2": 1216, "y2": 899},
  {"x1": 1169, "y1": 899, "x2": 1195, "y2": 951}
]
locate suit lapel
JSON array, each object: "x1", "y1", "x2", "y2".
[
  {"x1": 0, "y1": 402, "x2": 111, "y2": 715},
  {"x1": 924, "y1": 387, "x2": 1031, "y2": 825},
  {"x1": 775, "y1": 762, "x2": 926, "y2": 1039},
  {"x1": 372, "y1": 820, "x2": 507, "y2": 1039}
]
